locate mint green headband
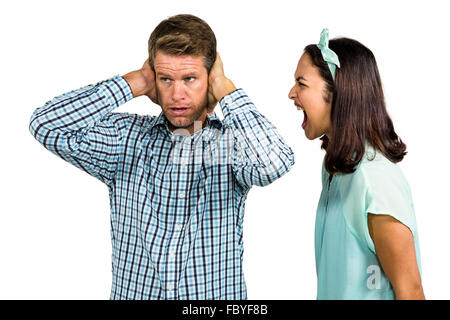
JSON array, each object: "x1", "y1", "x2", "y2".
[{"x1": 317, "y1": 28, "x2": 340, "y2": 80}]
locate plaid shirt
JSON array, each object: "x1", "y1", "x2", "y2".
[{"x1": 29, "y1": 75, "x2": 295, "y2": 299}]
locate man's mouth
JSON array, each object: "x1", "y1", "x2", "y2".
[{"x1": 169, "y1": 107, "x2": 190, "y2": 116}]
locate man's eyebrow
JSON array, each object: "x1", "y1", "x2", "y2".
[
  {"x1": 156, "y1": 71, "x2": 172, "y2": 77},
  {"x1": 156, "y1": 71, "x2": 199, "y2": 78},
  {"x1": 181, "y1": 72, "x2": 199, "y2": 78}
]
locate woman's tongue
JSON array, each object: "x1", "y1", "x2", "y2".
[{"x1": 301, "y1": 110, "x2": 308, "y2": 129}]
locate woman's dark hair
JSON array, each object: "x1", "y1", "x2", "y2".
[{"x1": 304, "y1": 38, "x2": 407, "y2": 175}]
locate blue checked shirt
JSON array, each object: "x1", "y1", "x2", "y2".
[{"x1": 29, "y1": 75, "x2": 295, "y2": 299}]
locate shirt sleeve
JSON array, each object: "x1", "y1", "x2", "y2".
[
  {"x1": 220, "y1": 88, "x2": 295, "y2": 189},
  {"x1": 29, "y1": 75, "x2": 134, "y2": 186},
  {"x1": 341, "y1": 159, "x2": 417, "y2": 254},
  {"x1": 362, "y1": 160, "x2": 417, "y2": 253}
]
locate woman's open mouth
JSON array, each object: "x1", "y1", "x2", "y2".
[
  {"x1": 301, "y1": 110, "x2": 308, "y2": 129},
  {"x1": 295, "y1": 102, "x2": 307, "y2": 130}
]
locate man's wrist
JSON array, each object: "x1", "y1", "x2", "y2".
[
  {"x1": 211, "y1": 76, "x2": 236, "y2": 102},
  {"x1": 122, "y1": 70, "x2": 146, "y2": 98}
]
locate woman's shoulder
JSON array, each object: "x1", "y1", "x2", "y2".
[
  {"x1": 339, "y1": 146, "x2": 411, "y2": 197},
  {"x1": 359, "y1": 147, "x2": 408, "y2": 185},
  {"x1": 338, "y1": 145, "x2": 417, "y2": 248}
]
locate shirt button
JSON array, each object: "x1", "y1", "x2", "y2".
[
  {"x1": 224, "y1": 97, "x2": 233, "y2": 105},
  {"x1": 168, "y1": 284, "x2": 174, "y2": 291},
  {"x1": 178, "y1": 192, "x2": 185, "y2": 198},
  {"x1": 175, "y1": 224, "x2": 182, "y2": 231},
  {"x1": 169, "y1": 251, "x2": 175, "y2": 259},
  {"x1": 181, "y1": 162, "x2": 187, "y2": 168}
]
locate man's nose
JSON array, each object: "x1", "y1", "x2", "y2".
[{"x1": 172, "y1": 81, "x2": 186, "y2": 101}]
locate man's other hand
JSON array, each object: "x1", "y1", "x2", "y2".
[
  {"x1": 207, "y1": 53, "x2": 236, "y2": 112},
  {"x1": 123, "y1": 59, "x2": 158, "y2": 104}
]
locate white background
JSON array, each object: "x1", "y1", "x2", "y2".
[{"x1": 1, "y1": 0, "x2": 449, "y2": 299}]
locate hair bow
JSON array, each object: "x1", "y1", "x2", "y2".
[{"x1": 317, "y1": 28, "x2": 340, "y2": 80}]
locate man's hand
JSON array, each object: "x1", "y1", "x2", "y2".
[
  {"x1": 123, "y1": 59, "x2": 158, "y2": 104},
  {"x1": 207, "y1": 53, "x2": 236, "y2": 112}
]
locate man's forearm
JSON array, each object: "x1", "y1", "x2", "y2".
[
  {"x1": 29, "y1": 76, "x2": 133, "y2": 151},
  {"x1": 221, "y1": 89, "x2": 295, "y2": 187},
  {"x1": 29, "y1": 75, "x2": 134, "y2": 185},
  {"x1": 123, "y1": 70, "x2": 148, "y2": 98}
]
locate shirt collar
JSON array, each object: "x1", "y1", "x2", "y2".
[
  {"x1": 147, "y1": 111, "x2": 223, "y2": 133},
  {"x1": 151, "y1": 112, "x2": 169, "y2": 129},
  {"x1": 206, "y1": 112, "x2": 223, "y2": 129}
]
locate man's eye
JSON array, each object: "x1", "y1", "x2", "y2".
[
  {"x1": 185, "y1": 77, "x2": 195, "y2": 82},
  {"x1": 161, "y1": 78, "x2": 170, "y2": 83},
  {"x1": 297, "y1": 81, "x2": 305, "y2": 87}
]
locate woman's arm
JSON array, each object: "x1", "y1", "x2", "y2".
[{"x1": 368, "y1": 213, "x2": 425, "y2": 300}]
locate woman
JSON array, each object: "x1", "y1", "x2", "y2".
[{"x1": 289, "y1": 29, "x2": 425, "y2": 299}]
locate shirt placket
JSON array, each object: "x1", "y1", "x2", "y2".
[
  {"x1": 318, "y1": 173, "x2": 333, "y2": 256},
  {"x1": 166, "y1": 135, "x2": 191, "y2": 299}
]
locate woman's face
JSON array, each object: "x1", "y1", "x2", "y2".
[{"x1": 288, "y1": 53, "x2": 332, "y2": 140}]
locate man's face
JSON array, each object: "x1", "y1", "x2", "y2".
[{"x1": 154, "y1": 51, "x2": 209, "y2": 134}]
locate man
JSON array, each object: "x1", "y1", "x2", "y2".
[{"x1": 29, "y1": 14, "x2": 294, "y2": 299}]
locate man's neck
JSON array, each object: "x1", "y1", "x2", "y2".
[{"x1": 169, "y1": 118, "x2": 208, "y2": 135}]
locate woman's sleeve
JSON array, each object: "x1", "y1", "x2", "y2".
[
  {"x1": 342, "y1": 160, "x2": 417, "y2": 254},
  {"x1": 362, "y1": 162, "x2": 417, "y2": 253}
]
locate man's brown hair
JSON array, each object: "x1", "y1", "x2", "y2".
[{"x1": 148, "y1": 14, "x2": 217, "y2": 73}]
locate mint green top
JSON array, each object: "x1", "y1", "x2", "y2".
[{"x1": 315, "y1": 145, "x2": 421, "y2": 299}]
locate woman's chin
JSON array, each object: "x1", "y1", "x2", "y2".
[{"x1": 303, "y1": 127, "x2": 312, "y2": 140}]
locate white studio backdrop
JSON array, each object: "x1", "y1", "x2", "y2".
[{"x1": 0, "y1": 0, "x2": 448, "y2": 299}]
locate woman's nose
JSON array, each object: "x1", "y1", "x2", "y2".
[{"x1": 288, "y1": 86, "x2": 296, "y2": 100}]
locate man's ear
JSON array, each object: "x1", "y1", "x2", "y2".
[
  {"x1": 152, "y1": 81, "x2": 161, "y2": 106},
  {"x1": 207, "y1": 89, "x2": 217, "y2": 114}
]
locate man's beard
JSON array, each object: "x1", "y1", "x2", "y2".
[
  {"x1": 166, "y1": 100, "x2": 206, "y2": 127},
  {"x1": 158, "y1": 93, "x2": 208, "y2": 130}
]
